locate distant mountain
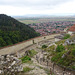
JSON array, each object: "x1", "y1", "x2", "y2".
[{"x1": 0, "y1": 14, "x2": 40, "y2": 47}]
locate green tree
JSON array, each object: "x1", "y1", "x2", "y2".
[
  {"x1": 56, "y1": 44, "x2": 65, "y2": 52},
  {"x1": 0, "y1": 14, "x2": 40, "y2": 47},
  {"x1": 3, "y1": 36, "x2": 12, "y2": 45},
  {"x1": 0, "y1": 37, "x2": 6, "y2": 47}
]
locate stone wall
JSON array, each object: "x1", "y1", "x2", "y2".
[
  {"x1": 0, "y1": 34, "x2": 60, "y2": 55},
  {"x1": 0, "y1": 54, "x2": 23, "y2": 74}
]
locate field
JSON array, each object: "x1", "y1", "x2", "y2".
[{"x1": 16, "y1": 17, "x2": 75, "y2": 24}]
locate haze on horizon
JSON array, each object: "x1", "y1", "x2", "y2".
[{"x1": 0, "y1": 0, "x2": 75, "y2": 16}]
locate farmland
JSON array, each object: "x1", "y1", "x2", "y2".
[{"x1": 16, "y1": 17, "x2": 75, "y2": 24}]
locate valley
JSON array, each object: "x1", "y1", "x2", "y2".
[
  {"x1": 17, "y1": 17, "x2": 75, "y2": 36},
  {"x1": 0, "y1": 14, "x2": 75, "y2": 75},
  {"x1": 1, "y1": 0, "x2": 75, "y2": 75}
]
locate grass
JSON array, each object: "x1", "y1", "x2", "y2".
[
  {"x1": 37, "y1": 64, "x2": 55, "y2": 75},
  {"x1": 21, "y1": 56, "x2": 31, "y2": 63},
  {"x1": 23, "y1": 67, "x2": 33, "y2": 72},
  {"x1": 63, "y1": 34, "x2": 70, "y2": 39},
  {"x1": 37, "y1": 65, "x2": 55, "y2": 75},
  {"x1": 51, "y1": 44, "x2": 75, "y2": 69},
  {"x1": 44, "y1": 68, "x2": 55, "y2": 75},
  {"x1": 43, "y1": 37, "x2": 75, "y2": 70},
  {"x1": 20, "y1": 49, "x2": 37, "y2": 63},
  {"x1": 28, "y1": 49, "x2": 38, "y2": 57},
  {"x1": 37, "y1": 65, "x2": 44, "y2": 69},
  {"x1": 72, "y1": 66, "x2": 75, "y2": 70},
  {"x1": 55, "y1": 40, "x2": 65, "y2": 45},
  {"x1": 48, "y1": 45, "x2": 55, "y2": 51}
]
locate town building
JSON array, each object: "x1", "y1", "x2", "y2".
[{"x1": 68, "y1": 24, "x2": 75, "y2": 35}]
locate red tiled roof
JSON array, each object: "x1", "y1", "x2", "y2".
[{"x1": 68, "y1": 24, "x2": 75, "y2": 32}]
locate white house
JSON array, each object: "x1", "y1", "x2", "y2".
[{"x1": 68, "y1": 24, "x2": 75, "y2": 35}]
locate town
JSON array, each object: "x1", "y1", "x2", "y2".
[{"x1": 29, "y1": 21, "x2": 75, "y2": 36}]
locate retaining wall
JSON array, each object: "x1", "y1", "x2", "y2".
[{"x1": 0, "y1": 34, "x2": 60, "y2": 55}]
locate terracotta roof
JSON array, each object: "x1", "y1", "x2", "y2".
[{"x1": 68, "y1": 24, "x2": 75, "y2": 32}]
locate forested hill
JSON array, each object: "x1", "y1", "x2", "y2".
[{"x1": 0, "y1": 14, "x2": 40, "y2": 47}]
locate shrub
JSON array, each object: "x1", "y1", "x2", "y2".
[
  {"x1": 63, "y1": 34, "x2": 70, "y2": 39},
  {"x1": 57, "y1": 58, "x2": 64, "y2": 64},
  {"x1": 56, "y1": 44, "x2": 65, "y2": 52},
  {"x1": 72, "y1": 66, "x2": 75, "y2": 70},
  {"x1": 51, "y1": 53, "x2": 63, "y2": 62},
  {"x1": 42, "y1": 45, "x2": 47, "y2": 49},
  {"x1": 21, "y1": 56, "x2": 31, "y2": 63},
  {"x1": 72, "y1": 49, "x2": 75, "y2": 56}
]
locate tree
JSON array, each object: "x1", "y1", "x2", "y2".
[
  {"x1": 56, "y1": 44, "x2": 65, "y2": 52},
  {"x1": 0, "y1": 37, "x2": 6, "y2": 47},
  {"x1": 0, "y1": 14, "x2": 40, "y2": 47},
  {"x1": 3, "y1": 36, "x2": 12, "y2": 45}
]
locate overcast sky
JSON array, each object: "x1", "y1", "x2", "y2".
[{"x1": 0, "y1": 0, "x2": 75, "y2": 16}]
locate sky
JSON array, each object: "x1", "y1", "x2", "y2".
[{"x1": 0, "y1": 0, "x2": 75, "y2": 16}]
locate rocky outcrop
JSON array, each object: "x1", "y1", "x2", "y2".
[{"x1": 0, "y1": 54, "x2": 23, "y2": 74}]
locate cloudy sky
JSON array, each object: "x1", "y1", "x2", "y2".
[{"x1": 0, "y1": 0, "x2": 75, "y2": 16}]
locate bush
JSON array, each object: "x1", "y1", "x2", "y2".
[
  {"x1": 51, "y1": 53, "x2": 63, "y2": 62},
  {"x1": 56, "y1": 44, "x2": 65, "y2": 52},
  {"x1": 72, "y1": 49, "x2": 75, "y2": 56},
  {"x1": 57, "y1": 58, "x2": 64, "y2": 64},
  {"x1": 72, "y1": 66, "x2": 75, "y2": 70},
  {"x1": 63, "y1": 34, "x2": 70, "y2": 39},
  {"x1": 42, "y1": 45, "x2": 47, "y2": 49},
  {"x1": 21, "y1": 56, "x2": 31, "y2": 63}
]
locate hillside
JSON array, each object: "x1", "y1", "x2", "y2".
[
  {"x1": 0, "y1": 14, "x2": 40, "y2": 47},
  {"x1": 50, "y1": 35, "x2": 75, "y2": 71}
]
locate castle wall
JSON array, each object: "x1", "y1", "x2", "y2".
[{"x1": 0, "y1": 34, "x2": 60, "y2": 55}]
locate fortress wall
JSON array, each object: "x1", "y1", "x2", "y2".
[
  {"x1": 0, "y1": 34, "x2": 60, "y2": 55},
  {"x1": 0, "y1": 40, "x2": 32, "y2": 55}
]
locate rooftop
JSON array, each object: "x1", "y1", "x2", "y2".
[{"x1": 68, "y1": 24, "x2": 75, "y2": 32}]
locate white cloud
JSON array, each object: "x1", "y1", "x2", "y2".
[
  {"x1": 51, "y1": 1, "x2": 75, "y2": 14},
  {"x1": 0, "y1": 0, "x2": 75, "y2": 16}
]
